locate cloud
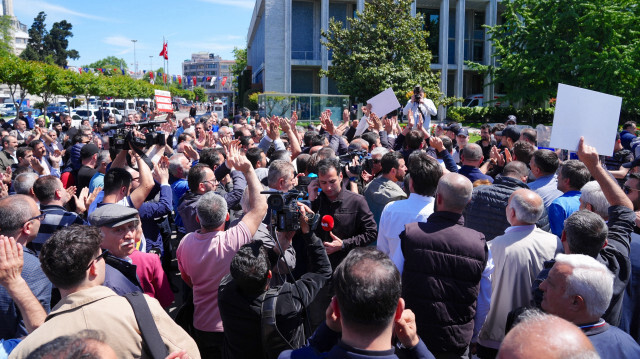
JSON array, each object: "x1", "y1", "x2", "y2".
[
  {"x1": 198, "y1": 0, "x2": 255, "y2": 10},
  {"x1": 16, "y1": 0, "x2": 113, "y2": 22}
]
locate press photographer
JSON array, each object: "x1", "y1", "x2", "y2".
[
  {"x1": 403, "y1": 85, "x2": 437, "y2": 129},
  {"x1": 218, "y1": 202, "x2": 332, "y2": 359}
]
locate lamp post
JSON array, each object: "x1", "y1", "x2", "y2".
[
  {"x1": 131, "y1": 39, "x2": 138, "y2": 78},
  {"x1": 149, "y1": 55, "x2": 153, "y2": 72}
]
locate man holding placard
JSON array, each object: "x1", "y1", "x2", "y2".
[{"x1": 403, "y1": 85, "x2": 437, "y2": 129}]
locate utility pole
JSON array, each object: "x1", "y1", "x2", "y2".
[{"x1": 131, "y1": 39, "x2": 138, "y2": 78}]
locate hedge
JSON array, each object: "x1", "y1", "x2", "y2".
[{"x1": 446, "y1": 106, "x2": 640, "y2": 126}]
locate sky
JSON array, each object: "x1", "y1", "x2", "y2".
[{"x1": 12, "y1": 0, "x2": 255, "y2": 76}]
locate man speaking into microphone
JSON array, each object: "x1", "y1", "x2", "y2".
[{"x1": 307, "y1": 157, "x2": 378, "y2": 329}]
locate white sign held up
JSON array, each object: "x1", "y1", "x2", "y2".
[
  {"x1": 549, "y1": 84, "x2": 622, "y2": 155},
  {"x1": 366, "y1": 88, "x2": 401, "y2": 118}
]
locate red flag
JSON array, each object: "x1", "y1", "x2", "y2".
[
  {"x1": 193, "y1": 77, "x2": 197, "y2": 86},
  {"x1": 178, "y1": 75, "x2": 182, "y2": 84},
  {"x1": 162, "y1": 73, "x2": 167, "y2": 84},
  {"x1": 149, "y1": 71, "x2": 154, "y2": 79},
  {"x1": 221, "y1": 76, "x2": 228, "y2": 86},
  {"x1": 78, "y1": 68, "x2": 82, "y2": 74},
  {"x1": 159, "y1": 42, "x2": 168, "y2": 60}
]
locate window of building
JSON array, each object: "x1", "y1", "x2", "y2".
[
  {"x1": 292, "y1": 69, "x2": 314, "y2": 94},
  {"x1": 417, "y1": 9, "x2": 439, "y2": 64},
  {"x1": 292, "y1": 1, "x2": 315, "y2": 60},
  {"x1": 328, "y1": 3, "x2": 348, "y2": 60}
]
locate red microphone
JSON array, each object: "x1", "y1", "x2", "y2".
[{"x1": 321, "y1": 215, "x2": 334, "y2": 232}]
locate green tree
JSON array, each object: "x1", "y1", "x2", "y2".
[
  {"x1": 20, "y1": 12, "x2": 79, "y2": 67},
  {"x1": 0, "y1": 56, "x2": 37, "y2": 111},
  {"x1": 321, "y1": 0, "x2": 447, "y2": 105},
  {"x1": 44, "y1": 20, "x2": 79, "y2": 67},
  {"x1": 193, "y1": 87, "x2": 206, "y2": 102},
  {"x1": 473, "y1": 0, "x2": 640, "y2": 108},
  {"x1": 84, "y1": 56, "x2": 128, "y2": 72},
  {"x1": 0, "y1": 15, "x2": 13, "y2": 57},
  {"x1": 27, "y1": 62, "x2": 65, "y2": 111},
  {"x1": 230, "y1": 46, "x2": 247, "y2": 86},
  {"x1": 20, "y1": 12, "x2": 47, "y2": 62}
]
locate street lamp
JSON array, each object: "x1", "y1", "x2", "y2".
[
  {"x1": 149, "y1": 55, "x2": 153, "y2": 72},
  {"x1": 131, "y1": 39, "x2": 137, "y2": 78}
]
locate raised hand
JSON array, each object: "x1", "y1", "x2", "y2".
[
  {"x1": 226, "y1": 142, "x2": 252, "y2": 173},
  {"x1": 279, "y1": 117, "x2": 291, "y2": 133},
  {"x1": 342, "y1": 109, "x2": 350, "y2": 123}
]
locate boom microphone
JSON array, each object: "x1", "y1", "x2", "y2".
[{"x1": 321, "y1": 215, "x2": 334, "y2": 232}]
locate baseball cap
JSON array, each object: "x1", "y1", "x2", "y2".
[
  {"x1": 457, "y1": 128, "x2": 469, "y2": 137},
  {"x1": 496, "y1": 126, "x2": 521, "y2": 142},
  {"x1": 89, "y1": 204, "x2": 139, "y2": 228},
  {"x1": 444, "y1": 123, "x2": 462, "y2": 136},
  {"x1": 80, "y1": 143, "x2": 99, "y2": 159},
  {"x1": 506, "y1": 115, "x2": 517, "y2": 124}
]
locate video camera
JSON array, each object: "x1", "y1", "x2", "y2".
[
  {"x1": 262, "y1": 190, "x2": 319, "y2": 232},
  {"x1": 105, "y1": 119, "x2": 168, "y2": 151},
  {"x1": 338, "y1": 150, "x2": 370, "y2": 176},
  {"x1": 414, "y1": 85, "x2": 422, "y2": 102}
]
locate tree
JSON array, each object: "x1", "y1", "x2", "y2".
[
  {"x1": 193, "y1": 87, "x2": 206, "y2": 102},
  {"x1": 321, "y1": 0, "x2": 448, "y2": 105},
  {"x1": 231, "y1": 47, "x2": 247, "y2": 78},
  {"x1": 44, "y1": 20, "x2": 79, "y2": 67},
  {"x1": 20, "y1": 12, "x2": 79, "y2": 67},
  {"x1": 473, "y1": 0, "x2": 640, "y2": 109},
  {"x1": 84, "y1": 56, "x2": 128, "y2": 71},
  {"x1": 0, "y1": 15, "x2": 13, "y2": 57},
  {"x1": 20, "y1": 12, "x2": 47, "y2": 62},
  {"x1": 0, "y1": 55, "x2": 38, "y2": 111},
  {"x1": 27, "y1": 62, "x2": 65, "y2": 112}
]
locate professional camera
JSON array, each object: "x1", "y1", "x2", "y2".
[
  {"x1": 105, "y1": 119, "x2": 167, "y2": 151},
  {"x1": 262, "y1": 190, "x2": 318, "y2": 232},
  {"x1": 295, "y1": 176, "x2": 313, "y2": 198},
  {"x1": 339, "y1": 150, "x2": 370, "y2": 176},
  {"x1": 413, "y1": 85, "x2": 422, "y2": 102}
]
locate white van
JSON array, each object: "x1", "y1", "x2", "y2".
[
  {"x1": 113, "y1": 99, "x2": 136, "y2": 116},
  {"x1": 462, "y1": 94, "x2": 508, "y2": 107},
  {"x1": 212, "y1": 99, "x2": 225, "y2": 119}
]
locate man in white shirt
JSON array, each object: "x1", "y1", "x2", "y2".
[
  {"x1": 403, "y1": 85, "x2": 437, "y2": 129},
  {"x1": 377, "y1": 151, "x2": 442, "y2": 272}
]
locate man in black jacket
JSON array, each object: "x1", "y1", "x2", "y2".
[
  {"x1": 218, "y1": 203, "x2": 332, "y2": 359},
  {"x1": 401, "y1": 173, "x2": 491, "y2": 357},
  {"x1": 464, "y1": 161, "x2": 550, "y2": 241}
]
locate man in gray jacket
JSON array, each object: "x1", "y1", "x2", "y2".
[{"x1": 363, "y1": 151, "x2": 408, "y2": 227}]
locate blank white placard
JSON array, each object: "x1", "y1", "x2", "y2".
[
  {"x1": 366, "y1": 88, "x2": 401, "y2": 118},
  {"x1": 549, "y1": 84, "x2": 622, "y2": 155}
]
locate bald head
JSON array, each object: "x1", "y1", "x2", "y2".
[
  {"x1": 508, "y1": 189, "x2": 544, "y2": 225},
  {"x1": 498, "y1": 311, "x2": 598, "y2": 359},
  {"x1": 436, "y1": 173, "x2": 473, "y2": 213}
]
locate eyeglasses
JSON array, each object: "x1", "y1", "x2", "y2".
[
  {"x1": 86, "y1": 249, "x2": 110, "y2": 270},
  {"x1": 201, "y1": 179, "x2": 218, "y2": 186},
  {"x1": 23, "y1": 213, "x2": 46, "y2": 227},
  {"x1": 623, "y1": 185, "x2": 640, "y2": 195}
]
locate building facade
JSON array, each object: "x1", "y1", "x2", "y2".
[
  {"x1": 247, "y1": 0, "x2": 501, "y2": 104},
  {"x1": 181, "y1": 52, "x2": 235, "y2": 100},
  {"x1": 2, "y1": 0, "x2": 29, "y2": 56}
]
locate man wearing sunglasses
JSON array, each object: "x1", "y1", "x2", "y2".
[
  {"x1": 9, "y1": 225, "x2": 199, "y2": 358},
  {"x1": 0, "y1": 194, "x2": 51, "y2": 341}
]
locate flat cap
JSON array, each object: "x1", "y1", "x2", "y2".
[{"x1": 89, "y1": 204, "x2": 139, "y2": 227}]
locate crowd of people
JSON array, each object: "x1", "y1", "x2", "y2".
[{"x1": 1, "y1": 88, "x2": 640, "y2": 359}]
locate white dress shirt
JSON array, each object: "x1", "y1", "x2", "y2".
[{"x1": 377, "y1": 193, "x2": 435, "y2": 273}]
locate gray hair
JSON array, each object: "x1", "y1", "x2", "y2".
[
  {"x1": 96, "y1": 151, "x2": 110, "y2": 166},
  {"x1": 555, "y1": 253, "x2": 614, "y2": 318},
  {"x1": 564, "y1": 210, "x2": 608, "y2": 258},
  {"x1": 510, "y1": 190, "x2": 544, "y2": 224},
  {"x1": 267, "y1": 160, "x2": 294, "y2": 188},
  {"x1": 196, "y1": 191, "x2": 228, "y2": 229},
  {"x1": 14, "y1": 172, "x2": 39, "y2": 195},
  {"x1": 80, "y1": 125, "x2": 92, "y2": 134},
  {"x1": 371, "y1": 146, "x2": 389, "y2": 158},
  {"x1": 169, "y1": 153, "x2": 188, "y2": 178},
  {"x1": 0, "y1": 195, "x2": 34, "y2": 236},
  {"x1": 462, "y1": 143, "x2": 483, "y2": 162},
  {"x1": 436, "y1": 173, "x2": 473, "y2": 211},
  {"x1": 580, "y1": 181, "x2": 609, "y2": 219}
]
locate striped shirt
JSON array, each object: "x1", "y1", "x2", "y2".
[{"x1": 32, "y1": 204, "x2": 87, "y2": 254}]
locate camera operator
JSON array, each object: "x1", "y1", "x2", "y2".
[
  {"x1": 403, "y1": 85, "x2": 437, "y2": 130},
  {"x1": 218, "y1": 203, "x2": 332, "y2": 359}
]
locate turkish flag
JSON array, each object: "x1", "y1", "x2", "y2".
[
  {"x1": 178, "y1": 76, "x2": 182, "y2": 84},
  {"x1": 162, "y1": 73, "x2": 167, "y2": 83},
  {"x1": 221, "y1": 76, "x2": 228, "y2": 86},
  {"x1": 149, "y1": 71, "x2": 154, "y2": 79},
  {"x1": 159, "y1": 42, "x2": 168, "y2": 60},
  {"x1": 193, "y1": 77, "x2": 197, "y2": 86}
]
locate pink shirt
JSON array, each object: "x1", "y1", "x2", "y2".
[
  {"x1": 176, "y1": 221, "x2": 252, "y2": 332},
  {"x1": 128, "y1": 250, "x2": 175, "y2": 308}
]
